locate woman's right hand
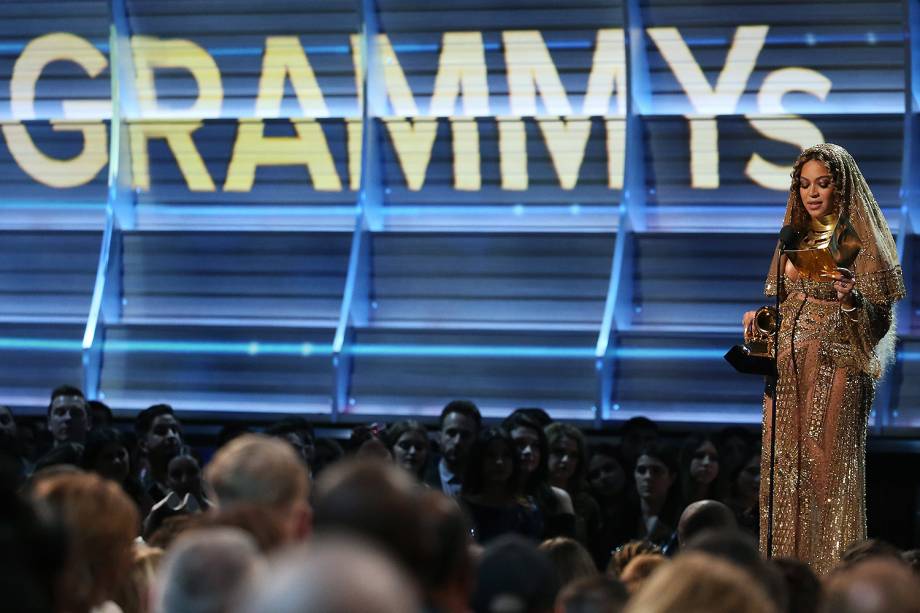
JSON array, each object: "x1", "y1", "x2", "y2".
[{"x1": 742, "y1": 310, "x2": 757, "y2": 340}]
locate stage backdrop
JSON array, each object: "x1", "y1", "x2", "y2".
[{"x1": 1, "y1": 0, "x2": 918, "y2": 430}]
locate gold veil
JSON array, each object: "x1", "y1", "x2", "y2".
[{"x1": 763, "y1": 143, "x2": 905, "y2": 374}]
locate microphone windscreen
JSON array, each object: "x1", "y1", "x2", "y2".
[{"x1": 779, "y1": 225, "x2": 798, "y2": 249}]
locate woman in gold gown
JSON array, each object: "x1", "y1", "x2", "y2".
[{"x1": 743, "y1": 143, "x2": 905, "y2": 575}]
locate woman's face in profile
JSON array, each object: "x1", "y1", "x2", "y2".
[{"x1": 799, "y1": 159, "x2": 836, "y2": 219}]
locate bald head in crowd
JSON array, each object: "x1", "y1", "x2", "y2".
[
  {"x1": 236, "y1": 536, "x2": 418, "y2": 613},
  {"x1": 204, "y1": 434, "x2": 311, "y2": 543},
  {"x1": 677, "y1": 500, "x2": 737, "y2": 547}
]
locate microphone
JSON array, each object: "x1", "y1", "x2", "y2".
[{"x1": 778, "y1": 225, "x2": 797, "y2": 251}]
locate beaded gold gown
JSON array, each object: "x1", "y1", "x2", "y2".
[{"x1": 759, "y1": 144, "x2": 904, "y2": 575}]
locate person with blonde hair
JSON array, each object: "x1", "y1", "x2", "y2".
[
  {"x1": 204, "y1": 433, "x2": 311, "y2": 543},
  {"x1": 31, "y1": 471, "x2": 140, "y2": 613},
  {"x1": 624, "y1": 552, "x2": 777, "y2": 613}
]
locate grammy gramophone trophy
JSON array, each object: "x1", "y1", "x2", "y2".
[{"x1": 724, "y1": 305, "x2": 778, "y2": 376}]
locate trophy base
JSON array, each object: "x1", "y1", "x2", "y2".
[{"x1": 724, "y1": 344, "x2": 777, "y2": 377}]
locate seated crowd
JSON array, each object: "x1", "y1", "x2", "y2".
[{"x1": 1, "y1": 387, "x2": 919, "y2": 613}]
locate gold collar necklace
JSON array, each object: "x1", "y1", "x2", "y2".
[{"x1": 803, "y1": 212, "x2": 837, "y2": 248}]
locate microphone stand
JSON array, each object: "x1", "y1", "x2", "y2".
[{"x1": 766, "y1": 244, "x2": 783, "y2": 559}]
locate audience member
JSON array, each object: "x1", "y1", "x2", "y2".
[
  {"x1": 88, "y1": 400, "x2": 114, "y2": 430},
  {"x1": 723, "y1": 447, "x2": 760, "y2": 539},
  {"x1": 154, "y1": 528, "x2": 264, "y2": 613},
  {"x1": 715, "y1": 426, "x2": 758, "y2": 480},
  {"x1": 383, "y1": 419, "x2": 430, "y2": 481},
  {"x1": 772, "y1": 557, "x2": 822, "y2": 613},
  {"x1": 678, "y1": 434, "x2": 724, "y2": 504},
  {"x1": 546, "y1": 423, "x2": 602, "y2": 548},
  {"x1": 902, "y1": 549, "x2": 920, "y2": 576},
  {"x1": 144, "y1": 452, "x2": 212, "y2": 537},
  {"x1": 539, "y1": 537, "x2": 598, "y2": 588},
  {"x1": 472, "y1": 535, "x2": 559, "y2": 613},
  {"x1": 618, "y1": 554, "x2": 666, "y2": 594},
  {"x1": 114, "y1": 543, "x2": 163, "y2": 613},
  {"x1": 135, "y1": 404, "x2": 183, "y2": 503},
  {"x1": 311, "y1": 436, "x2": 345, "y2": 475},
  {"x1": 82, "y1": 427, "x2": 152, "y2": 514},
  {"x1": 624, "y1": 552, "x2": 777, "y2": 613},
  {"x1": 837, "y1": 538, "x2": 903, "y2": 570},
  {"x1": 587, "y1": 444, "x2": 631, "y2": 567},
  {"x1": 822, "y1": 557, "x2": 920, "y2": 613},
  {"x1": 36, "y1": 385, "x2": 91, "y2": 469},
  {"x1": 265, "y1": 417, "x2": 316, "y2": 469},
  {"x1": 204, "y1": 434, "x2": 311, "y2": 544},
  {"x1": 675, "y1": 499, "x2": 736, "y2": 550},
  {"x1": 555, "y1": 575, "x2": 629, "y2": 613},
  {"x1": 683, "y1": 528, "x2": 787, "y2": 612},
  {"x1": 462, "y1": 427, "x2": 542, "y2": 543},
  {"x1": 312, "y1": 457, "x2": 427, "y2": 582},
  {"x1": 618, "y1": 417, "x2": 659, "y2": 471},
  {"x1": 504, "y1": 411, "x2": 575, "y2": 539},
  {"x1": 606, "y1": 540, "x2": 661, "y2": 577},
  {"x1": 426, "y1": 400, "x2": 481, "y2": 496},
  {"x1": 626, "y1": 444, "x2": 681, "y2": 546},
  {"x1": 0, "y1": 476, "x2": 68, "y2": 613},
  {"x1": 31, "y1": 471, "x2": 140, "y2": 613},
  {"x1": 236, "y1": 535, "x2": 419, "y2": 613},
  {"x1": 415, "y1": 489, "x2": 476, "y2": 613}
]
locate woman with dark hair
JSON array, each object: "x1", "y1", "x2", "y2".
[
  {"x1": 626, "y1": 444, "x2": 681, "y2": 547},
  {"x1": 545, "y1": 422, "x2": 601, "y2": 548},
  {"x1": 743, "y1": 144, "x2": 904, "y2": 573},
  {"x1": 724, "y1": 447, "x2": 761, "y2": 541},
  {"x1": 678, "y1": 433, "x2": 725, "y2": 505},
  {"x1": 382, "y1": 420, "x2": 430, "y2": 481},
  {"x1": 587, "y1": 443, "x2": 632, "y2": 568},
  {"x1": 502, "y1": 411, "x2": 575, "y2": 539},
  {"x1": 83, "y1": 427, "x2": 151, "y2": 516},
  {"x1": 461, "y1": 427, "x2": 541, "y2": 544}
]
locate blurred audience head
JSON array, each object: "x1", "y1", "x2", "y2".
[
  {"x1": 823, "y1": 557, "x2": 920, "y2": 613},
  {"x1": 472, "y1": 535, "x2": 559, "y2": 613},
  {"x1": 313, "y1": 457, "x2": 427, "y2": 584},
  {"x1": 540, "y1": 537, "x2": 598, "y2": 588},
  {"x1": 624, "y1": 552, "x2": 777, "y2": 613},
  {"x1": 607, "y1": 540, "x2": 661, "y2": 577},
  {"x1": 383, "y1": 419, "x2": 430, "y2": 479},
  {"x1": 47, "y1": 385, "x2": 90, "y2": 445},
  {"x1": 236, "y1": 535, "x2": 418, "y2": 613},
  {"x1": 439, "y1": 400, "x2": 482, "y2": 474},
  {"x1": 619, "y1": 553, "x2": 666, "y2": 594},
  {"x1": 204, "y1": 434, "x2": 311, "y2": 543},
  {"x1": 31, "y1": 471, "x2": 140, "y2": 613},
  {"x1": 838, "y1": 538, "x2": 903, "y2": 570},
  {"x1": 415, "y1": 489, "x2": 475, "y2": 613},
  {"x1": 771, "y1": 557, "x2": 822, "y2": 613},
  {"x1": 0, "y1": 403, "x2": 17, "y2": 440},
  {"x1": 555, "y1": 575, "x2": 629, "y2": 613},
  {"x1": 166, "y1": 453, "x2": 204, "y2": 499},
  {"x1": 154, "y1": 528, "x2": 263, "y2": 613},
  {"x1": 676, "y1": 499, "x2": 736, "y2": 548},
  {"x1": 0, "y1": 476, "x2": 68, "y2": 613}
]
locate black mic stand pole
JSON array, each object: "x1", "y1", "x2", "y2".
[{"x1": 766, "y1": 245, "x2": 783, "y2": 559}]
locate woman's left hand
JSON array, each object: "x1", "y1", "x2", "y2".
[{"x1": 827, "y1": 267, "x2": 857, "y2": 306}]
